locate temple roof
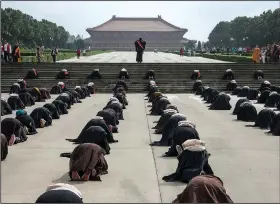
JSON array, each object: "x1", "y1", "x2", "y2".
[{"x1": 87, "y1": 15, "x2": 188, "y2": 32}]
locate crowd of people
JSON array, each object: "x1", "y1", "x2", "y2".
[
  {"x1": 252, "y1": 43, "x2": 280, "y2": 64},
  {"x1": 1, "y1": 40, "x2": 21, "y2": 63}
]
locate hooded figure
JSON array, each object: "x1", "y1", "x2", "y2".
[
  {"x1": 19, "y1": 89, "x2": 35, "y2": 106},
  {"x1": 209, "y1": 93, "x2": 232, "y2": 110},
  {"x1": 118, "y1": 68, "x2": 129, "y2": 79},
  {"x1": 29, "y1": 87, "x2": 45, "y2": 102},
  {"x1": 206, "y1": 90, "x2": 219, "y2": 104},
  {"x1": 191, "y1": 70, "x2": 201, "y2": 80},
  {"x1": 144, "y1": 69, "x2": 155, "y2": 80},
  {"x1": 231, "y1": 86, "x2": 242, "y2": 95},
  {"x1": 1, "y1": 134, "x2": 8, "y2": 161},
  {"x1": 164, "y1": 121, "x2": 200, "y2": 157},
  {"x1": 30, "y1": 107, "x2": 52, "y2": 128},
  {"x1": 25, "y1": 68, "x2": 38, "y2": 79},
  {"x1": 15, "y1": 109, "x2": 37, "y2": 135},
  {"x1": 270, "y1": 113, "x2": 280, "y2": 136},
  {"x1": 87, "y1": 82, "x2": 95, "y2": 94},
  {"x1": 77, "y1": 117, "x2": 118, "y2": 143},
  {"x1": 150, "y1": 97, "x2": 171, "y2": 115},
  {"x1": 172, "y1": 175, "x2": 233, "y2": 203},
  {"x1": 75, "y1": 86, "x2": 86, "y2": 99},
  {"x1": 237, "y1": 102, "x2": 257, "y2": 122},
  {"x1": 253, "y1": 109, "x2": 276, "y2": 129},
  {"x1": 52, "y1": 100, "x2": 68, "y2": 115},
  {"x1": 104, "y1": 101, "x2": 124, "y2": 120},
  {"x1": 221, "y1": 69, "x2": 234, "y2": 80},
  {"x1": 10, "y1": 83, "x2": 21, "y2": 94},
  {"x1": 1, "y1": 98, "x2": 12, "y2": 116},
  {"x1": 7, "y1": 93, "x2": 25, "y2": 110},
  {"x1": 150, "y1": 113, "x2": 187, "y2": 146},
  {"x1": 35, "y1": 183, "x2": 83, "y2": 203},
  {"x1": 50, "y1": 84, "x2": 63, "y2": 94},
  {"x1": 60, "y1": 143, "x2": 108, "y2": 182},
  {"x1": 192, "y1": 80, "x2": 202, "y2": 92},
  {"x1": 226, "y1": 80, "x2": 237, "y2": 91},
  {"x1": 254, "y1": 70, "x2": 264, "y2": 80},
  {"x1": 265, "y1": 92, "x2": 280, "y2": 107},
  {"x1": 259, "y1": 80, "x2": 271, "y2": 92},
  {"x1": 257, "y1": 90, "x2": 271, "y2": 103},
  {"x1": 56, "y1": 93, "x2": 72, "y2": 109},
  {"x1": 66, "y1": 126, "x2": 110, "y2": 154},
  {"x1": 40, "y1": 88, "x2": 51, "y2": 100},
  {"x1": 162, "y1": 139, "x2": 213, "y2": 183},
  {"x1": 237, "y1": 86, "x2": 250, "y2": 97},
  {"x1": 247, "y1": 88, "x2": 259, "y2": 100},
  {"x1": 153, "y1": 109, "x2": 178, "y2": 134},
  {"x1": 1, "y1": 118, "x2": 28, "y2": 145},
  {"x1": 17, "y1": 79, "x2": 27, "y2": 90},
  {"x1": 97, "y1": 108, "x2": 119, "y2": 133},
  {"x1": 43, "y1": 103, "x2": 60, "y2": 119},
  {"x1": 115, "y1": 80, "x2": 128, "y2": 91},
  {"x1": 87, "y1": 69, "x2": 101, "y2": 79},
  {"x1": 56, "y1": 69, "x2": 70, "y2": 79},
  {"x1": 233, "y1": 98, "x2": 251, "y2": 115}
]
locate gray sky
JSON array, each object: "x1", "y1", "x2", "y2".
[{"x1": 2, "y1": 1, "x2": 279, "y2": 41}]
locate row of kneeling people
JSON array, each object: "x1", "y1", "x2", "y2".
[
  {"x1": 58, "y1": 80, "x2": 129, "y2": 183},
  {"x1": 192, "y1": 80, "x2": 280, "y2": 136},
  {"x1": 1, "y1": 81, "x2": 96, "y2": 161},
  {"x1": 145, "y1": 80, "x2": 234, "y2": 203},
  {"x1": 23, "y1": 68, "x2": 156, "y2": 80}
]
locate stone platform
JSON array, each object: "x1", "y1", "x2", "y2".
[{"x1": 1, "y1": 93, "x2": 279, "y2": 203}]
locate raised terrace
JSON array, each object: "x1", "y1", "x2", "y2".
[{"x1": 1, "y1": 63, "x2": 280, "y2": 93}]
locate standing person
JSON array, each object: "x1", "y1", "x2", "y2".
[
  {"x1": 180, "y1": 47, "x2": 184, "y2": 57},
  {"x1": 272, "y1": 44, "x2": 279, "y2": 63},
  {"x1": 36, "y1": 47, "x2": 41, "y2": 63},
  {"x1": 252, "y1": 45, "x2": 260, "y2": 64},
  {"x1": 1, "y1": 42, "x2": 4, "y2": 62},
  {"x1": 3, "y1": 40, "x2": 9, "y2": 62},
  {"x1": 51, "y1": 45, "x2": 58, "y2": 63},
  {"x1": 12, "y1": 42, "x2": 21, "y2": 63},
  {"x1": 134, "y1": 38, "x2": 146, "y2": 63},
  {"x1": 261, "y1": 47, "x2": 266, "y2": 64},
  {"x1": 76, "y1": 48, "x2": 81, "y2": 59}
]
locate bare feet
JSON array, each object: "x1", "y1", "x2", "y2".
[{"x1": 81, "y1": 173, "x2": 90, "y2": 181}]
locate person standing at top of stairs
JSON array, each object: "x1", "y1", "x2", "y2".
[{"x1": 51, "y1": 45, "x2": 58, "y2": 63}]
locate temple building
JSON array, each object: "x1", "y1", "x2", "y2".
[{"x1": 85, "y1": 15, "x2": 188, "y2": 51}]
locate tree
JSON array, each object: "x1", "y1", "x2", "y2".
[{"x1": 197, "y1": 41, "x2": 202, "y2": 50}]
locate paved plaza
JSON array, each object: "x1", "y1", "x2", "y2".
[
  {"x1": 1, "y1": 93, "x2": 279, "y2": 203},
  {"x1": 58, "y1": 51, "x2": 231, "y2": 63}
]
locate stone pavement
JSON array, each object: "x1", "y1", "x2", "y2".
[
  {"x1": 1, "y1": 93, "x2": 279, "y2": 203},
  {"x1": 57, "y1": 51, "x2": 231, "y2": 63}
]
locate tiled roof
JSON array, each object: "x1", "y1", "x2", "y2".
[{"x1": 87, "y1": 15, "x2": 188, "y2": 32}]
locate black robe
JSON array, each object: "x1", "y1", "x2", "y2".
[
  {"x1": 77, "y1": 118, "x2": 118, "y2": 143},
  {"x1": 165, "y1": 104, "x2": 179, "y2": 112},
  {"x1": 151, "y1": 114, "x2": 187, "y2": 146},
  {"x1": 144, "y1": 70, "x2": 155, "y2": 79},
  {"x1": 202, "y1": 88, "x2": 213, "y2": 101},
  {"x1": 29, "y1": 88, "x2": 45, "y2": 102},
  {"x1": 68, "y1": 90, "x2": 81, "y2": 103},
  {"x1": 254, "y1": 70, "x2": 264, "y2": 79},
  {"x1": 25, "y1": 69, "x2": 38, "y2": 79},
  {"x1": 164, "y1": 126, "x2": 200, "y2": 157},
  {"x1": 115, "y1": 80, "x2": 128, "y2": 91},
  {"x1": 52, "y1": 100, "x2": 68, "y2": 115},
  {"x1": 193, "y1": 81, "x2": 202, "y2": 92},
  {"x1": 56, "y1": 94, "x2": 71, "y2": 109},
  {"x1": 195, "y1": 86, "x2": 204, "y2": 95},
  {"x1": 1, "y1": 100, "x2": 12, "y2": 116},
  {"x1": 87, "y1": 70, "x2": 102, "y2": 79},
  {"x1": 233, "y1": 99, "x2": 250, "y2": 115},
  {"x1": 63, "y1": 91, "x2": 75, "y2": 105},
  {"x1": 206, "y1": 90, "x2": 219, "y2": 104},
  {"x1": 39, "y1": 88, "x2": 51, "y2": 99},
  {"x1": 270, "y1": 113, "x2": 280, "y2": 136},
  {"x1": 153, "y1": 112, "x2": 176, "y2": 134},
  {"x1": 7, "y1": 95, "x2": 25, "y2": 110},
  {"x1": 151, "y1": 97, "x2": 170, "y2": 115},
  {"x1": 114, "y1": 93, "x2": 128, "y2": 106},
  {"x1": 231, "y1": 87, "x2": 241, "y2": 95},
  {"x1": 254, "y1": 109, "x2": 276, "y2": 129},
  {"x1": 259, "y1": 82, "x2": 271, "y2": 92},
  {"x1": 147, "y1": 85, "x2": 158, "y2": 98},
  {"x1": 162, "y1": 150, "x2": 214, "y2": 183},
  {"x1": 114, "y1": 86, "x2": 126, "y2": 97},
  {"x1": 237, "y1": 87, "x2": 250, "y2": 97},
  {"x1": 75, "y1": 87, "x2": 86, "y2": 99},
  {"x1": 226, "y1": 81, "x2": 237, "y2": 91},
  {"x1": 257, "y1": 90, "x2": 271, "y2": 103},
  {"x1": 16, "y1": 114, "x2": 38, "y2": 135},
  {"x1": 1, "y1": 118, "x2": 28, "y2": 143},
  {"x1": 86, "y1": 85, "x2": 95, "y2": 95},
  {"x1": 247, "y1": 89, "x2": 259, "y2": 100},
  {"x1": 19, "y1": 91, "x2": 35, "y2": 106},
  {"x1": 104, "y1": 102, "x2": 124, "y2": 120},
  {"x1": 10, "y1": 84, "x2": 21, "y2": 94},
  {"x1": 221, "y1": 70, "x2": 234, "y2": 80},
  {"x1": 43, "y1": 103, "x2": 60, "y2": 119},
  {"x1": 191, "y1": 71, "x2": 201, "y2": 80},
  {"x1": 81, "y1": 87, "x2": 90, "y2": 97},
  {"x1": 1, "y1": 133, "x2": 8, "y2": 161},
  {"x1": 97, "y1": 108, "x2": 119, "y2": 127},
  {"x1": 265, "y1": 93, "x2": 280, "y2": 107},
  {"x1": 237, "y1": 103, "x2": 257, "y2": 122},
  {"x1": 56, "y1": 71, "x2": 70, "y2": 79},
  {"x1": 209, "y1": 93, "x2": 232, "y2": 110},
  {"x1": 30, "y1": 107, "x2": 52, "y2": 128},
  {"x1": 50, "y1": 85, "x2": 62, "y2": 94},
  {"x1": 135, "y1": 39, "x2": 146, "y2": 63},
  {"x1": 118, "y1": 71, "x2": 129, "y2": 79},
  {"x1": 66, "y1": 126, "x2": 110, "y2": 154}
]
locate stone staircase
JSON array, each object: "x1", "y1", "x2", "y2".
[{"x1": 1, "y1": 63, "x2": 280, "y2": 93}]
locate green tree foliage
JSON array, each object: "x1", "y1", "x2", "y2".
[
  {"x1": 208, "y1": 8, "x2": 280, "y2": 47},
  {"x1": 197, "y1": 41, "x2": 202, "y2": 50},
  {"x1": 1, "y1": 8, "x2": 85, "y2": 49}
]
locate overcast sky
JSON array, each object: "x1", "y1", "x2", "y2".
[{"x1": 2, "y1": 1, "x2": 279, "y2": 41}]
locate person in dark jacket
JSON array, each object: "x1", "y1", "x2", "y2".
[
  {"x1": 19, "y1": 89, "x2": 35, "y2": 106},
  {"x1": 191, "y1": 70, "x2": 201, "y2": 80},
  {"x1": 15, "y1": 109, "x2": 37, "y2": 135},
  {"x1": 7, "y1": 93, "x2": 25, "y2": 110},
  {"x1": 43, "y1": 103, "x2": 60, "y2": 119},
  {"x1": 56, "y1": 69, "x2": 70, "y2": 79},
  {"x1": 30, "y1": 107, "x2": 52, "y2": 128},
  {"x1": 52, "y1": 100, "x2": 68, "y2": 115},
  {"x1": 87, "y1": 69, "x2": 102, "y2": 79},
  {"x1": 135, "y1": 38, "x2": 146, "y2": 63},
  {"x1": 25, "y1": 68, "x2": 38, "y2": 79},
  {"x1": 9, "y1": 83, "x2": 21, "y2": 94},
  {"x1": 51, "y1": 45, "x2": 58, "y2": 63},
  {"x1": 118, "y1": 68, "x2": 129, "y2": 79},
  {"x1": 221, "y1": 69, "x2": 234, "y2": 80},
  {"x1": 96, "y1": 108, "x2": 119, "y2": 133},
  {"x1": 1, "y1": 97, "x2": 12, "y2": 116},
  {"x1": 144, "y1": 69, "x2": 155, "y2": 80}
]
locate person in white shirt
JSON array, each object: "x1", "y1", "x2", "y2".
[{"x1": 261, "y1": 48, "x2": 266, "y2": 64}]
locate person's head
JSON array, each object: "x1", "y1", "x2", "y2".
[
  {"x1": 256, "y1": 45, "x2": 259, "y2": 48},
  {"x1": 139, "y1": 38, "x2": 142, "y2": 41},
  {"x1": 4, "y1": 40, "x2": 7, "y2": 44}
]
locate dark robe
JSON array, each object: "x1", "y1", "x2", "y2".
[
  {"x1": 206, "y1": 90, "x2": 219, "y2": 104},
  {"x1": 165, "y1": 126, "x2": 200, "y2": 157},
  {"x1": 43, "y1": 103, "x2": 60, "y2": 119},
  {"x1": 68, "y1": 90, "x2": 81, "y2": 103},
  {"x1": 39, "y1": 88, "x2": 51, "y2": 99},
  {"x1": 86, "y1": 85, "x2": 95, "y2": 94},
  {"x1": 209, "y1": 93, "x2": 232, "y2": 110},
  {"x1": 81, "y1": 87, "x2": 90, "y2": 97},
  {"x1": 118, "y1": 70, "x2": 129, "y2": 79},
  {"x1": 247, "y1": 89, "x2": 259, "y2": 100},
  {"x1": 16, "y1": 114, "x2": 38, "y2": 135},
  {"x1": 237, "y1": 103, "x2": 257, "y2": 122},
  {"x1": 50, "y1": 85, "x2": 62, "y2": 94},
  {"x1": 253, "y1": 109, "x2": 276, "y2": 129},
  {"x1": 237, "y1": 87, "x2": 250, "y2": 97},
  {"x1": 265, "y1": 92, "x2": 280, "y2": 107},
  {"x1": 17, "y1": 80, "x2": 27, "y2": 90},
  {"x1": 66, "y1": 126, "x2": 110, "y2": 154},
  {"x1": 135, "y1": 39, "x2": 146, "y2": 63},
  {"x1": 254, "y1": 70, "x2": 264, "y2": 80},
  {"x1": 9, "y1": 84, "x2": 21, "y2": 94},
  {"x1": 147, "y1": 85, "x2": 158, "y2": 98},
  {"x1": 35, "y1": 190, "x2": 83, "y2": 203},
  {"x1": 97, "y1": 108, "x2": 119, "y2": 127},
  {"x1": 1, "y1": 118, "x2": 28, "y2": 144},
  {"x1": 192, "y1": 81, "x2": 202, "y2": 92},
  {"x1": 202, "y1": 88, "x2": 213, "y2": 101},
  {"x1": 270, "y1": 113, "x2": 280, "y2": 136},
  {"x1": 1, "y1": 134, "x2": 8, "y2": 161},
  {"x1": 7, "y1": 95, "x2": 25, "y2": 110},
  {"x1": 19, "y1": 91, "x2": 35, "y2": 106},
  {"x1": 144, "y1": 81, "x2": 156, "y2": 91},
  {"x1": 195, "y1": 86, "x2": 204, "y2": 95},
  {"x1": 153, "y1": 112, "x2": 177, "y2": 134},
  {"x1": 144, "y1": 70, "x2": 155, "y2": 79},
  {"x1": 29, "y1": 87, "x2": 45, "y2": 102},
  {"x1": 231, "y1": 87, "x2": 242, "y2": 95},
  {"x1": 52, "y1": 100, "x2": 68, "y2": 115},
  {"x1": 226, "y1": 81, "x2": 237, "y2": 91},
  {"x1": 30, "y1": 107, "x2": 52, "y2": 128},
  {"x1": 233, "y1": 99, "x2": 250, "y2": 115},
  {"x1": 114, "y1": 93, "x2": 128, "y2": 106},
  {"x1": 191, "y1": 71, "x2": 201, "y2": 80},
  {"x1": 151, "y1": 114, "x2": 187, "y2": 146},
  {"x1": 56, "y1": 71, "x2": 70, "y2": 79},
  {"x1": 87, "y1": 70, "x2": 102, "y2": 79},
  {"x1": 75, "y1": 87, "x2": 86, "y2": 99},
  {"x1": 165, "y1": 104, "x2": 179, "y2": 112},
  {"x1": 257, "y1": 90, "x2": 271, "y2": 103},
  {"x1": 277, "y1": 102, "x2": 280, "y2": 110},
  {"x1": 114, "y1": 86, "x2": 126, "y2": 97},
  {"x1": 151, "y1": 97, "x2": 171, "y2": 115},
  {"x1": 25, "y1": 69, "x2": 38, "y2": 79},
  {"x1": 56, "y1": 94, "x2": 71, "y2": 109},
  {"x1": 221, "y1": 70, "x2": 234, "y2": 80},
  {"x1": 1, "y1": 100, "x2": 12, "y2": 116},
  {"x1": 104, "y1": 102, "x2": 124, "y2": 120},
  {"x1": 115, "y1": 80, "x2": 128, "y2": 91},
  {"x1": 259, "y1": 81, "x2": 271, "y2": 92},
  {"x1": 172, "y1": 175, "x2": 234, "y2": 203},
  {"x1": 65, "y1": 143, "x2": 108, "y2": 181},
  {"x1": 162, "y1": 150, "x2": 213, "y2": 183}
]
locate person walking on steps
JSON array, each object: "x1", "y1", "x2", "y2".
[{"x1": 135, "y1": 38, "x2": 146, "y2": 63}]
